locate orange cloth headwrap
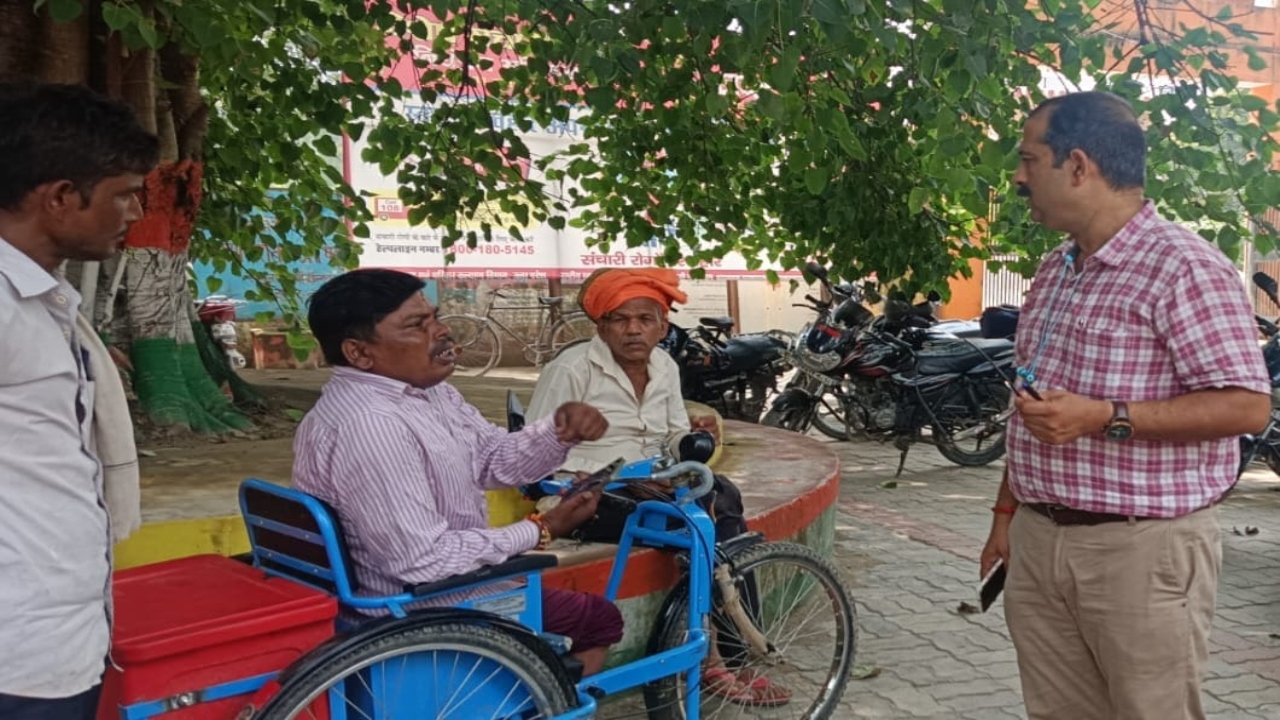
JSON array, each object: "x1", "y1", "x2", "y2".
[{"x1": 579, "y1": 268, "x2": 688, "y2": 321}]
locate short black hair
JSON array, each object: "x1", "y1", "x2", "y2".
[
  {"x1": 308, "y1": 269, "x2": 427, "y2": 367},
  {"x1": 0, "y1": 82, "x2": 160, "y2": 210},
  {"x1": 1030, "y1": 92, "x2": 1145, "y2": 190}
]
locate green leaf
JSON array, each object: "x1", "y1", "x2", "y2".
[
  {"x1": 805, "y1": 166, "x2": 829, "y2": 195},
  {"x1": 812, "y1": 0, "x2": 846, "y2": 25},
  {"x1": 908, "y1": 187, "x2": 930, "y2": 214},
  {"x1": 47, "y1": 0, "x2": 83, "y2": 23},
  {"x1": 768, "y1": 46, "x2": 802, "y2": 92}
]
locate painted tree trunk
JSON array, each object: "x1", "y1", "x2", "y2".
[{"x1": 124, "y1": 160, "x2": 250, "y2": 432}]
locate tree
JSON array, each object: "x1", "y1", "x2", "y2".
[
  {"x1": 0, "y1": 0, "x2": 404, "y2": 431},
  {"x1": 3, "y1": 0, "x2": 1276, "y2": 432},
  {"x1": 387, "y1": 0, "x2": 1280, "y2": 290}
]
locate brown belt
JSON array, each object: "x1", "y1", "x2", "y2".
[{"x1": 1023, "y1": 503, "x2": 1148, "y2": 527}]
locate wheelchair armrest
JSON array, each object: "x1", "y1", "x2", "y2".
[{"x1": 405, "y1": 553, "x2": 559, "y2": 597}]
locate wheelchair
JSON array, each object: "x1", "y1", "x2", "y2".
[{"x1": 240, "y1": 456, "x2": 857, "y2": 719}]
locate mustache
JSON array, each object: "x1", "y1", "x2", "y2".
[
  {"x1": 429, "y1": 337, "x2": 455, "y2": 354},
  {"x1": 1015, "y1": 184, "x2": 1031, "y2": 198}
]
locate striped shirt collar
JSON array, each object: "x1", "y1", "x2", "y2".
[{"x1": 328, "y1": 364, "x2": 437, "y2": 400}]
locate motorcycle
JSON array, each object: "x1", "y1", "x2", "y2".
[
  {"x1": 196, "y1": 295, "x2": 247, "y2": 370},
  {"x1": 1238, "y1": 271, "x2": 1280, "y2": 479},
  {"x1": 659, "y1": 317, "x2": 793, "y2": 422},
  {"x1": 760, "y1": 274, "x2": 875, "y2": 440},
  {"x1": 765, "y1": 262, "x2": 1016, "y2": 472}
]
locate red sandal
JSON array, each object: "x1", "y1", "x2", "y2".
[
  {"x1": 737, "y1": 670, "x2": 792, "y2": 707},
  {"x1": 702, "y1": 666, "x2": 756, "y2": 704}
]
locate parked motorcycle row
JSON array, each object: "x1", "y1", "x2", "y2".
[
  {"x1": 654, "y1": 262, "x2": 1022, "y2": 473},
  {"x1": 658, "y1": 316, "x2": 794, "y2": 422},
  {"x1": 1238, "y1": 271, "x2": 1280, "y2": 480},
  {"x1": 760, "y1": 262, "x2": 1019, "y2": 472}
]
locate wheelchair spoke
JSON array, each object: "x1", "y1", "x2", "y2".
[{"x1": 258, "y1": 623, "x2": 575, "y2": 720}]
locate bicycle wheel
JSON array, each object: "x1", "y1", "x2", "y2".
[
  {"x1": 643, "y1": 542, "x2": 856, "y2": 720},
  {"x1": 548, "y1": 313, "x2": 596, "y2": 356},
  {"x1": 440, "y1": 314, "x2": 500, "y2": 376},
  {"x1": 255, "y1": 622, "x2": 577, "y2": 720}
]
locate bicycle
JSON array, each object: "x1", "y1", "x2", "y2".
[
  {"x1": 238, "y1": 449, "x2": 857, "y2": 720},
  {"x1": 441, "y1": 288, "x2": 596, "y2": 375}
]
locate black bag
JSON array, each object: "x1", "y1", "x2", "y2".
[
  {"x1": 569, "y1": 490, "x2": 639, "y2": 543},
  {"x1": 569, "y1": 474, "x2": 746, "y2": 544}
]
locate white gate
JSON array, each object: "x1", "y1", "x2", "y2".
[{"x1": 981, "y1": 255, "x2": 1034, "y2": 308}]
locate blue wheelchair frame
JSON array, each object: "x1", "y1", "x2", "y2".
[{"x1": 239, "y1": 458, "x2": 722, "y2": 720}]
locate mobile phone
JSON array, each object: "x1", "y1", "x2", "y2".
[
  {"x1": 562, "y1": 458, "x2": 622, "y2": 499},
  {"x1": 979, "y1": 559, "x2": 1007, "y2": 612}
]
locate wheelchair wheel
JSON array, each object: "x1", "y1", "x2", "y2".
[
  {"x1": 643, "y1": 542, "x2": 856, "y2": 719},
  {"x1": 256, "y1": 622, "x2": 577, "y2": 720}
]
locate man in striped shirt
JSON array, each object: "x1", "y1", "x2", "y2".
[
  {"x1": 294, "y1": 268, "x2": 623, "y2": 675},
  {"x1": 980, "y1": 92, "x2": 1270, "y2": 719}
]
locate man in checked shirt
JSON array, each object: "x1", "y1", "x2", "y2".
[
  {"x1": 979, "y1": 91, "x2": 1270, "y2": 719},
  {"x1": 295, "y1": 268, "x2": 622, "y2": 675}
]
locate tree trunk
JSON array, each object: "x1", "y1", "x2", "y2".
[{"x1": 123, "y1": 161, "x2": 252, "y2": 432}]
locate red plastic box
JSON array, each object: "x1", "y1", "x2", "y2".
[{"x1": 98, "y1": 554, "x2": 337, "y2": 720}]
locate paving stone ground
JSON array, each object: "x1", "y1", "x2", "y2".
[{"x1": 829, "y1": 436, "x2": 1280, "y2": 719}]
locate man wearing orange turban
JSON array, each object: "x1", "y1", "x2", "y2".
[
  {"x1": 528, "y1": 268, "x2": 792, "y2": 707},
  {"x1": 577, "y1": 267, "x2": 689, "y2": 322}
]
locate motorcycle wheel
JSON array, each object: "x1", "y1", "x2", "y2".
[
  {"x1": 932, "y1": 379, "x2": 1010, "y2": 467},
  {"x1": 812, "y1": 390, "x2": 851, "y2": 440},
  {"x1": 762, "y1": 405, "x2": 815, "y2": 434}
]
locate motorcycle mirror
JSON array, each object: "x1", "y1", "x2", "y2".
[
  {"x1": 804, "y1": 261, "x2": 829, "y2": 281},
  {"x1": 926, "y1": 290, "x2": 942, "y2": 302},
  {"x1": 1254, "y1": 272, "x2": 1280, "y2": 305}
]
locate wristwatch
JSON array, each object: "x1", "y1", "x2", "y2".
[{"x1": 1103, "y1": 401, "x2": 1134, "y2": 441}]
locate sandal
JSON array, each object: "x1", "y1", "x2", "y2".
[
  {"x1": 736, "y1": 670, "x2": 792, "y2": 707},
  {"x1": 702, "y1": 665, "x2": 755, "y2": 704}
]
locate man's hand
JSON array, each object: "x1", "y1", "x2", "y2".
[
  {"x1": 980, "y1": 515, "x2": 1012, "y2": 579},
  {"x1": 540, "y1": 487, "x2": 602, "y2": 538},
  {"x1": 690, "y1": 414, "x2": 720, "y2": 444},
  {"x1": 1014, "y1": 389, "x2": 1112, "y2": 445},
  {"x1": 553, "y1": 402, "x2": 608, "y2": 444}
]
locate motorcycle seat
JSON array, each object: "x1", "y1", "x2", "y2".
[
  {"x1": 538, "y1": 296, "x2": 564, "y2": 307},
  {"x1": 917, "y1": 338, "x2": 1015, "y2": 376},
  {"x1": 700, "y1": 316, "x2": 736, "y2": 332},
  {"x1": 717, "y1": 333, "x2": 788, "y2": 373}
]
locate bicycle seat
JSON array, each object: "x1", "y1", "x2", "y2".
[
  {"x1": 699, "y1": 316, "x2": 735, "y2": 331},
  {"x1": 538, "y1": 296, "x2": 564, "y2": 307}
]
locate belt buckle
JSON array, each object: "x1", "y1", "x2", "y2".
[{"x1": 1044, "y1": 504, "x2": 1066, "y2": 526}]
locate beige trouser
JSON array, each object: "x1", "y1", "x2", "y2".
[{"x1": 1005, "y1": 505, "x2": 1221, "y2": 720}]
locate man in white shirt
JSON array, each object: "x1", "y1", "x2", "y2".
[
  {"x1": 528, "y1": 268, "x2": 790, "y2": 706},
  {"x1": 0, "y1": 82, "x2": 158, "y2": 720}
]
